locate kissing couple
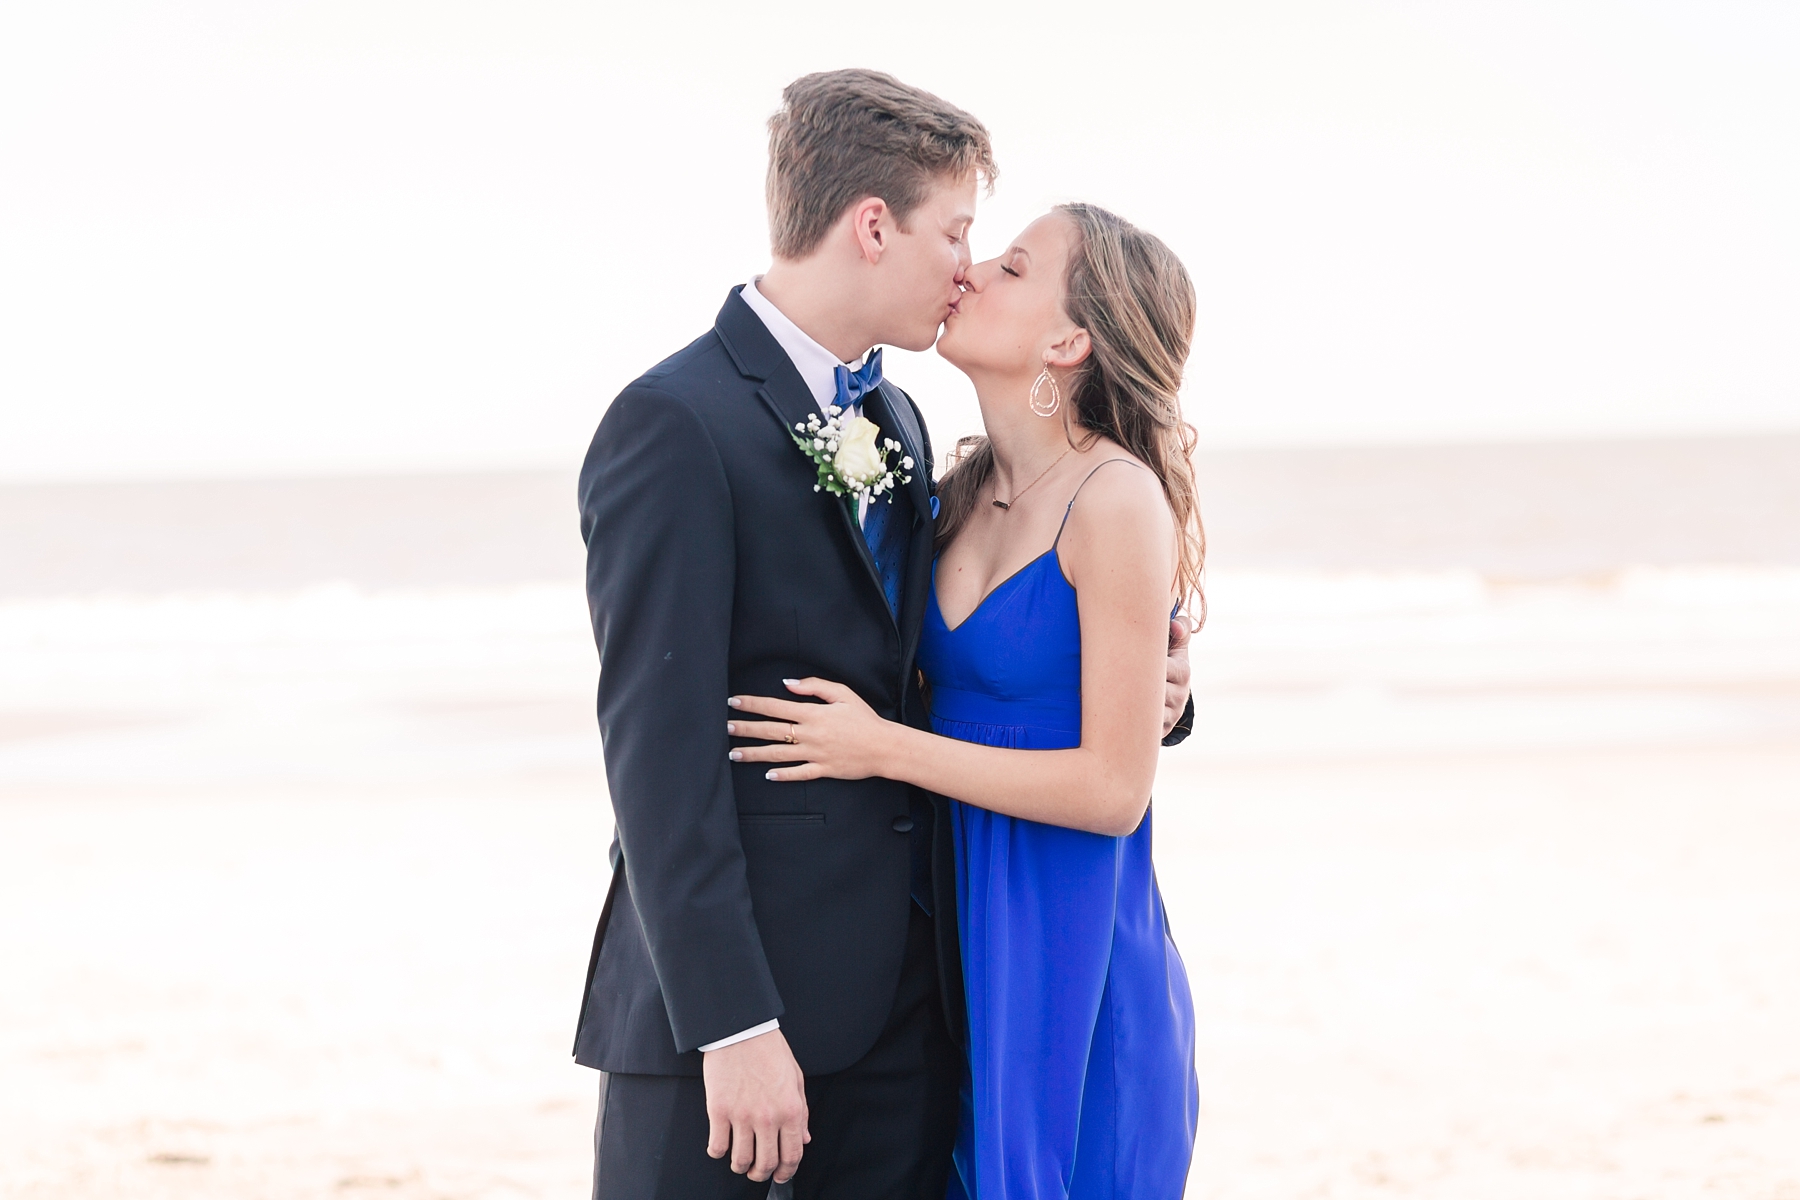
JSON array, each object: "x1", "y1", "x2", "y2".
[{"x1": 575, "y1": 68, "x2": 1204, "y2": 1200}]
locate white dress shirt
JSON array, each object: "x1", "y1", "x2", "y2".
[
  {"x1": 738, "y1": 275, "x2": 870, "y2": 415},
  {"x1": 695, "y1": 279, "x2": 875, "y2": 1056}
]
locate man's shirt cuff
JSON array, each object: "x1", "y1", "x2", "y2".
[{"x1": 697, "y1": 1019, "x2": 780, "y2": 1053}]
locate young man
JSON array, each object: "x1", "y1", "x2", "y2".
[{"x1": 574, "y1": 69, "x2": 1193, "y2": 1199}]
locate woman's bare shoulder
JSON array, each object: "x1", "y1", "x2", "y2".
[
  {"x1": 1058, "y1": 446, "x2": 1176, "y2": 579},
  {"x1": 1067, "y1": 447, "x2": 1170, "y2": 524}
]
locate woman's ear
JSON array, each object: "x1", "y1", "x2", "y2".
[{"x1": 1046, "y1": 327, "x2": 1092, "y2": 370}]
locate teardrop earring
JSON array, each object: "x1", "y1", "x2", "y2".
[{"x1": 1029, "y1": 368, "x2": 1061, "y2": 418}]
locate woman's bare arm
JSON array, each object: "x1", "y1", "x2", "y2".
[{"x1": 728, "y1": 464, "x2": 1176, "y2": 837}]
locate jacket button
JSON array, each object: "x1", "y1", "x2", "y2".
[{"x1": 891, "y1": 816, "x2": 914, "y2": 833}]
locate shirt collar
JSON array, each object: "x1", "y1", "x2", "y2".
[{"x1": 740, "y1": 277, "x2": 871, "y2": 412}]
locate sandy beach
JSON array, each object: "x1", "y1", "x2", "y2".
[{"x1": 3, "y1": 436, "x2": 1798, "y2": 1198}]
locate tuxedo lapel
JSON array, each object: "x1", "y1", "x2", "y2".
[
  {"x1": 715, "y1": 288, "x2": 889, "y2": 621},
  {"x1": 868, "y1": 381, "x2": 932, "y2": 520},
  {"x1": 768, "y1": 379, "x2": 888, "y2": 622},
  {"x1": 863, "y1": 382, "x2": 936, "y2": 682}
]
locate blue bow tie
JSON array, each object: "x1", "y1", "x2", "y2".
[{"x1": 832, "y1": 348, "x2": 884, "y2": 414}]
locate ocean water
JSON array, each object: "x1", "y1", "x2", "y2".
[{"x1": 2, "y1": 566, "x2": 1798, "y2": 793}]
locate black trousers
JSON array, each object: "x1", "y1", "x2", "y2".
[{"x1": 592, "y1": 905, "x2": 960, "y2": 1200}]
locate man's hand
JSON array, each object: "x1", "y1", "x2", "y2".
[
  {"x1": 703, "y1": 1028, "x2": 809, "y2": 1184},
  {"x1": 1162, "y1": 615, "x2": 1193, "y2": 739}
]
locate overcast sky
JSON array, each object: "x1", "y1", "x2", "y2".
[{"x1": 2, "y1": 0, "x2": 1796, "y2": 482}]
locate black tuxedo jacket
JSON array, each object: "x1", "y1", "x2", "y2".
[{"x1": 573, "y1": 287, "x2": 960, "y2": 1077}]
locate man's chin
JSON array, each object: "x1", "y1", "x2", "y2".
[{"x1": 889, "y1": 325, "x2": 943, "y2": 354}]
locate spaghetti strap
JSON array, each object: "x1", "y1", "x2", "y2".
[{"x1": 1051, "y1": 458, "x2": 1145, "y2": 552}]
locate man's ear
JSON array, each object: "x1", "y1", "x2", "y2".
[
  {"x1": 1046, "y1": 327, "x2": 1092, "y2": 370},
  {"x1": 850, "y1": 196, "x2": 890, "y2": 265}
]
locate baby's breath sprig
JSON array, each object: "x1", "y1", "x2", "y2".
[{"x1": 792, "y1": 406, "x2": 914, "y2": 503}]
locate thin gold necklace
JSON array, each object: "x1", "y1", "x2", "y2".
[{"x1": 992, "y1": 448, "x2": 1072, "y2": 511}]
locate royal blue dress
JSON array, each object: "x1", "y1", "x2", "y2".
[{"x1": 918, "y1": 478, "x2": 1199, "y2": 1200}]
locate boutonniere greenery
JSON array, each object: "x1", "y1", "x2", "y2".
[{"x1": 793, "y1": 406, "x2": 914, "y2": 502}]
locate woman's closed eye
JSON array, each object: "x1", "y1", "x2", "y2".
[{"x1": 1000, "y1": 265, "x2": 1019, "y2": 277}]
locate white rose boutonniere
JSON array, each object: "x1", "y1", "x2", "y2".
[
  {"x1": 792, "y1": 405, "x2": 914, "y2": 502},
  {"x1": 833, "y1": 416, "x2": 887, "y2": 480}
]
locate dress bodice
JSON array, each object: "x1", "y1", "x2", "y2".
[{"x1": 918, "y1": 550, "x2": 1083, "y2": 750}]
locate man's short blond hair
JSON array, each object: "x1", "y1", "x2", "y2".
[{"x1": 766, "y1": 69, "x2": 997, "y2": 261}]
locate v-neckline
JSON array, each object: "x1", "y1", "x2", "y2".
[{"x1": 933, "y1": 548, "x2": 1061, "y2": 634}]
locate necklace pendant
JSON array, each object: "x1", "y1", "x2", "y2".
[{"x1": 991, "y1": 499, "x2": 1011, "y2": 510}]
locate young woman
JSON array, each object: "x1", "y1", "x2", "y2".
[{"x1": 729, "y1": 203, "x2": 1203, "y2": 1199}]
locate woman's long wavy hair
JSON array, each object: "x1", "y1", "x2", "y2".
[{"x1": 934, "y1": 203, "x2": 1206, "y2": 624}]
